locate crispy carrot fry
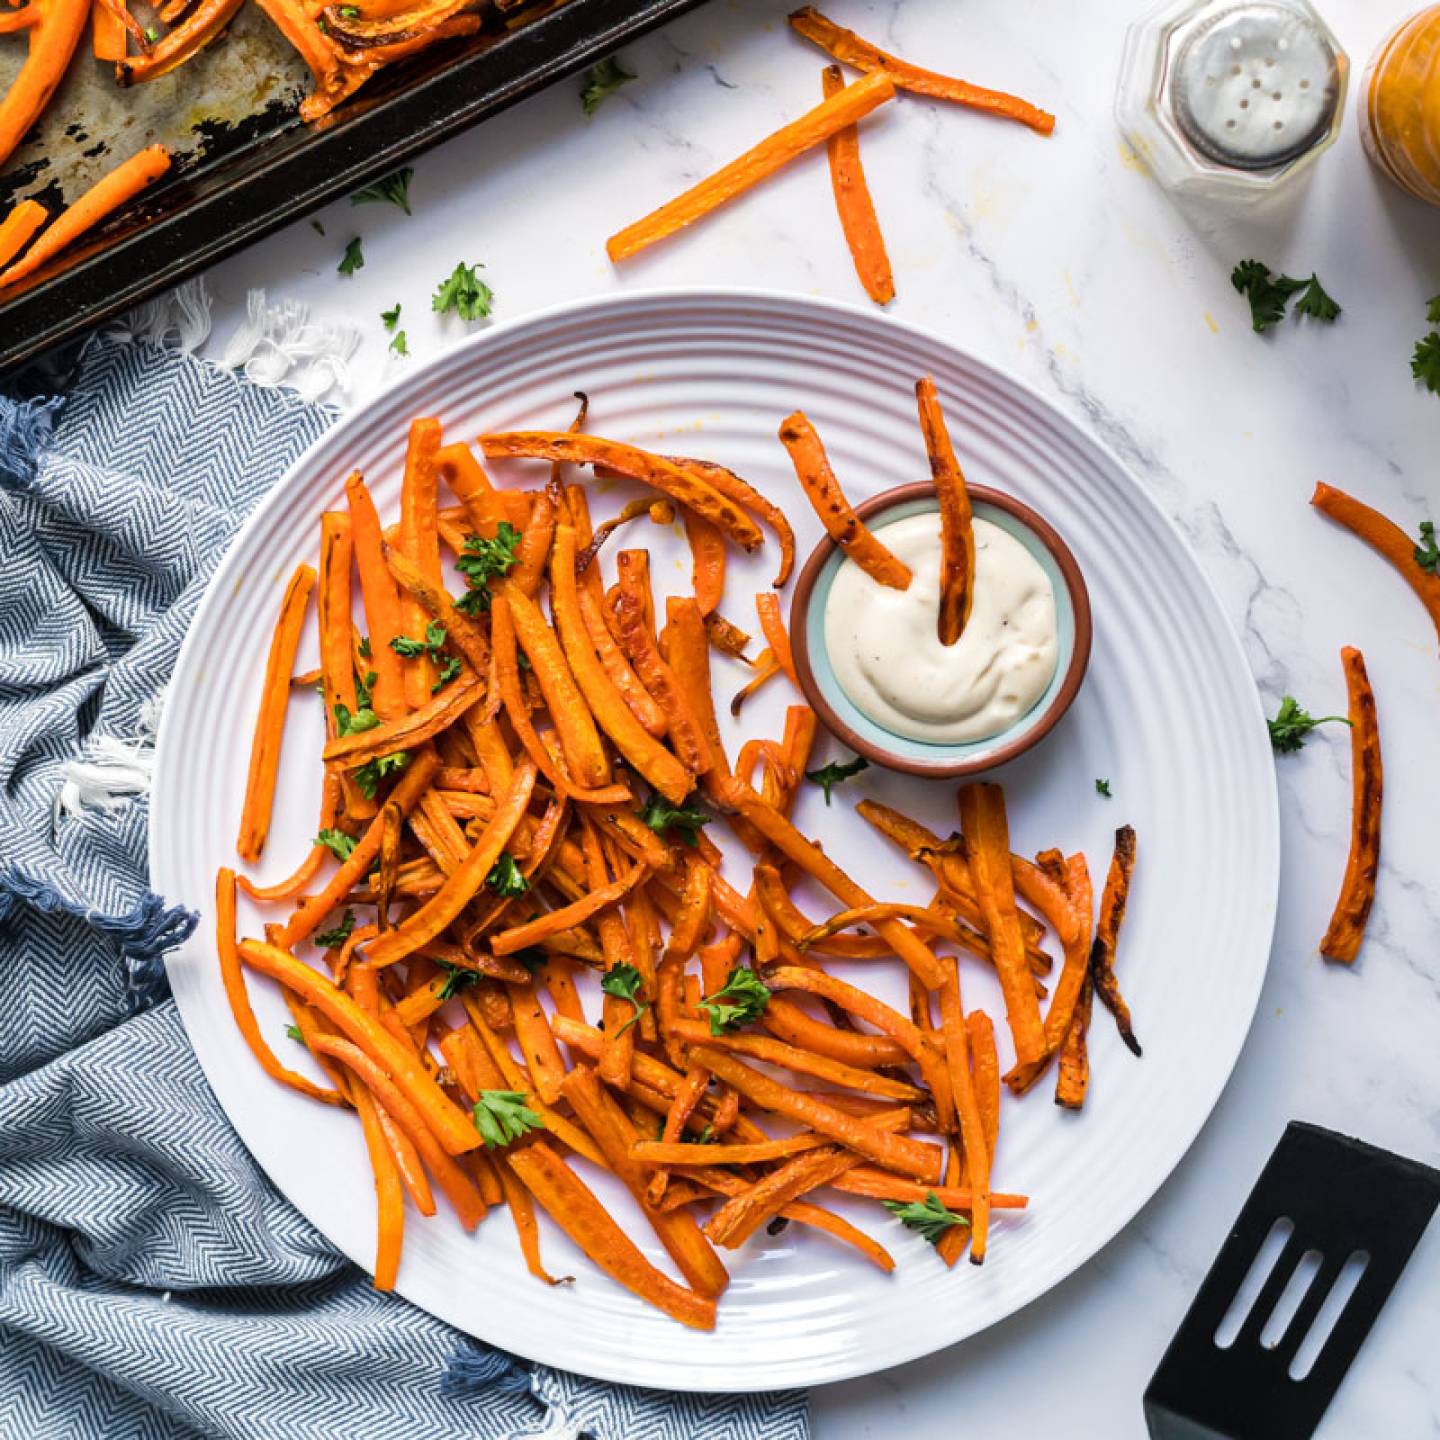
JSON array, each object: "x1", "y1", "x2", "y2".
[
  {"x1": 939, "y1": 1007, "x2": 999, "y2": 1266},
  {"x1": 578, "y1": 579, "x2": 667, "y2": 737},
  {"x1": 1320, "y1": 647, "x2": 1382, "y2": 963},
  {"x1": 508, "y1": 492, "x2": 557, "y2": 598},
  {"x1": 0, "y1": 145, "x2": 170, "y2": 288},
  {"x1": 345, "y1": 472, "x2": 407, "y2": 720},
  {"x1": 363, "y1": 760, "x2": 536, "y2": 968},
  {"x1": 0, "y1": 6, "x2": 42, "y2": 32},
  {"x1": 350, "y1": 1080, "x2": 405, "y2": 1289},
  {"x1": 562, "y1": 1066, "x2": 730, "y2": 1298},
  {"x1": 0, "y1": 199, "x2": 47, "y2": 269},
  {"x1": 216, "y1": 869, "x2": 345, "y2": 1107},
  {"x1": 437, "y1": 440, "x2": 493, "y2": 508},
  {"x1": 1090, "y1": 824, "x2": 1140, "y2": 1055},
  {"x1": 763, "y1": 995, "x2": 909, "y2": 1069},
  {"x1": 1312, "y1": 482, "x2": 1440, "y2": 650},
  {"x1": 789, "y1": 6, "x2": 1056, "y2": 135},
  {"x1": 238, "y1": 938, "x2": 478, "y2": 1155},
  {"x1": 236, "y1": 563, "x2": 315, "y2": 861},
  {"x1": 958, "y1": 783, "x2": 1046, "y2": 1066},
  {"x1": 318, "y1": 513, "x2": 376, "y2": 821},
  {"x1": 485, "y1": 433, "x2": 764, "y2": 551},
  {"x1": 0, "y1": 0, "x2": 88, "y2": 173},
  {"x1": 691, "y1": 1047, "x2": 943, "y2": 1182},
  {"x1": 637, "y1": 1133, "x2": 844, "y2": 1166},
  {"x1": 778, "y1": 410, "x2": 912, "y2": 589},
  {"x1": 1055, "y1": 970, "x2": 1092, "y2": 1109},
  {"x1": 395, "y1": 418, "x2": 442, "y2": 705},
  {"x1": 491, "y1": 863, "x2": 647, "y2": 956},
  {"x1": 548, "y1": 524, "x2": 694, "y2": 804},
  {"x1": 754, "y1": 591, "x2": 797, "y2": 686},
  {"x1": 607, "y1": 68, "x2": 896, "y2": 262},
  {"x1": 113, "y1": 0, "x2": 241, "y2": 82},
  {"x1": 667, "y1": 456, "x2": 798, "y2": 589},
  {"x1": 323, "y1": 671, "x2": 481, "y2": 767},
  {"x1": 937, "y1": 962, "x2": 990, "y2": 1261},
  {"x1": 506, "y1": 1141, "x2": 717, "y2": 1329},
  {"x1": 238, "y1": 769, "x2": 341, "y2": 903},
  {"x1": 798, "y1": 901, "x2": 988, "y2": 962},
  {"x1": 916, "y1": 376, "x2": 974, "y2": 645},
  {"x1": 830, "y1": 1170, "x2": 1027, "y2": 1210},
  {"x1": 714, "y1": 774, "x2": 945, "y2": 988},
  {"x1": 821, "y1": 63, "x2": 894, "y2": 305},
  {"x1": 683, "y1": 510, "x2": 727, "y2": 616}
]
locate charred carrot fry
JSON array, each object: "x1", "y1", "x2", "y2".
[
  {"x1": 1312, "y1": 482, "x2": 1440, "y2": 650},
  {"x1": 345, "y1": 472, "x2": 407, "y2": 720},
  {"x1": 113, "y1": 0, "x2": 241, "y2": 82},
  {"x1": 236, "y1": 563, "x2": 315, "y2": 861},
  {"x1": 323, "y1": 671, "x2": 481, "y2": 769},
  {"x1": 916, "y1": 376, "x2": 974, "y2": 645},
  {"x1": 939, "y1": 1007, "x2": 999, "y2": 1266},
  {"x1": 363, "y1": 761, "x2": 536, "y2": 968},
  {"x1": 506, "y1": 1141, "x2": 717, "y2": 1329},
  {"x1": 789, "y1": 6, "x2": 1055, "y2": 135},
  {"x1": 1055, "y1": 970, "x2": 1092, "y2": 1109},
  {"x1": 1090, "y1": 824, "x2": 1140, "y2": 1055},
  {"x1": 0, "y1": 199, "x2": 47, "y2": 268},
  {"x1": 937, "y1": 962, "x2": 990, "y2": 1261},
  {"x1": 382, "y1": 544, "x2": 490, "y2": 679},
  {"x1": 958, "y1": 783, "x2": 1046, "y2": 1066},
  {"x1": 216, "y1": 870, "x2": 345, "y2": 1107},
  {"x1": 667, "y1": 456, "x2": 797, "y2": 589},
  {"x1": 754, "y1": 591, "x2": 797, "y2": 686},
  {"x1": 491, "y1": 863, "x2": 647, "y2": 956},
  {"x1": 577, "y1": 579, "x2": 667, "y2": 738},
  {"x1": 1320, "y1": 648, "x2": 1382, "y2": 963},
  {"x1": 437, "y1": 440, "x2": 494, "y2": 512},
  {"x1": 607, "y1": 69, "x2": 896, "y2": 262},
  {"x1": 0, "y1": 145, "x2": 170, "y2": 288},
  {"x1": 778, "y1": 410, "x2": 912, "y2": 589},
  {"x1": 238, "y1": 938, "x2": 478, "y2": 1155},
  {"x1": 798, "y1": 901, "x2": 989, "y2": 962},
  {"x1": 821, "y1": 63, "x2": 894, "y2": 305},
  {"x1": 0, "y1": 0, "x2": 88, "y2": 173},
  {"x1": 683, "y1": 510, "x2": 727, "y2": 616},
  {"x1": 0, "y1": 5, "x2": 42, "y2": 33}
]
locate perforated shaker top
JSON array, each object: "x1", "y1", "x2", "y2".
[{"x1": 1171, "y1": 3, "x2": 1341, "y2": 170}]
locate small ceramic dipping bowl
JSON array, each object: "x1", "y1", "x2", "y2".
[{"x1": 790, "y1": 482, "x2": 1092, "y2": 779}]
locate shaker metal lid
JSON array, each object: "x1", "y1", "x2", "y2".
[{"x1": 1171, "y1": 2, "x2": 1341, "y2": 170}]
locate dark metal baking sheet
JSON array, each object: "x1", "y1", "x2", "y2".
[{"x1": 0, "y1": 0, "x2": 704, "y2": 374}]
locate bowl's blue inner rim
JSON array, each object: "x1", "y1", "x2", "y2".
[{"x1": 803, "y1": 497, "x2": 1078, "y2": 762}]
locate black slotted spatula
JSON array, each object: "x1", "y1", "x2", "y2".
[{"x1": 1143, "y1": 1122, "x2": 1440, "y2": 1440}]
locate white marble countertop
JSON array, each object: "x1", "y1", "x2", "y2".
[{"x1": 198, "y1": 2, "x2": 1440, "y2": 1434}]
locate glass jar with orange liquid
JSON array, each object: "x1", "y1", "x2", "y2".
[{"x1": 1360, "y1": 7, "x2": 1440, "y2": 206}]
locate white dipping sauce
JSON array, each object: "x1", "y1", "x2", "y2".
[{"x1": 824, "y1": 512, "x2": 1059, "y2": 744}]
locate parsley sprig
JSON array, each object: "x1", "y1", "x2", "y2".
[
  {"x1": 351, "y1": 167, "x2": 413, "y2": 215},
  {"x1": 1231, "y1": 260, "x2": 1339, "y2": 333},
  {"x1": 313, "y1": 909, "x2": 356, "y2": 949},
  {"x1": 338, "y1": 237, "x2": 364, "y2": 277},
  {"x1": 883, "y1": 1191, "x2": 971, "y2": 1246},
  {"x1": 805, "y1": 755, "x2": 869, "y2": 804},
  {"x1": 354, "y1": 750, "x2": 409, "y2": 800},
  {"x1": 639, "y1": 792, "x2": 710, "y2": 846},
  {"x1": 601, "y1": 962, "x2": 648, "y2": 1036},
  {"x1": 1267, "y1": 696, "x2": 1350, "y2": 754},
  {"x1": 1415, "y1": 520, "x2": 1439, "y2": 575},
  {"x1": 472, "y1": 1090, "x2": 544, "y2": 1148},
  {"x1": 436, "y1": 963, "x2": 481, "y2": 1002},
  {"x1": 580, "y1": 56, "x2": 635, "y2": 116},
  {"x1": 391, "y1": 620, "x2": 462, "y2": 692},
  {"x1": 455, "y1": 522, "x2": 521, "y2": 613},
  {"x1": 1412, "y1": 332, "x2": 1440, "y2": 395},
  {"x1": 333, "y1": 701, "x2": 378, "y2": 737},
  {"x1": 433, "y1": 262, "x2": 493, "y2": 322},
  {"x1": 1095, "y1": 778, "x2": 1112, "y2": 798},
  {"x1": 316, "y1": 829, "x2": 358, "y2": 862},
  {"x1": 698, "y1": 966, "x2": 770, "y2": 1036},
  {"x1": 486, "y1": 853, "x2": 529, "y2": 898}
]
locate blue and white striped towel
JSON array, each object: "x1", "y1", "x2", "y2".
[{"x1": 0, "y1": 332, "x2": 808, "y2": 1440}]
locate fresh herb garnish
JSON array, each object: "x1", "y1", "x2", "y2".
[
  {"x1": 436, "y1": 963, "x2": 481, "y2": 1001},
  {"x1": 338, "y1": 237, "x2": 364, "y2": 277},
  {"x1": 351, "y1": 167, "x2": 414, "y2": 215},
  {"x1": 391, "y1": 620, "x2": 446, "y2": 658},
  {"x1": 698, "y1": 966, "x2": 770, "y2": 1035},
  {"x1": 1411, "y1": 332, "x2": 1440, "y2": 395},
  {"x1": 353, "y1": 670, "x2": 377, "y2": 710},
  {"x1": 354, "y1": 750, "x2": 409, "y2": 800},
  {"x1": 390, "y1": 331, "x2": 408, "y2": 358},
  {"x1": 333, "y1": 701, "x2": 378, "y2": 736},
  {"x1": 310, "y1": 220, "x2": 325, "y2": 237},
  {"x1": 380, "y1": 303, "x2": 400, "y2": 331},
  {"x1": 514, "y1": 947, "x2": 547, "y2": 973},
  {"x1": 1427, "y1": 294, "x2": 1440, "y2": 325},
  {"x1": 1414, "y1": 519, "x2": 1439, "y2": 574},
  {"x1": 601, "y1": 962, "x2": 648, "y2": 1036},
  {"x1": 687, "y1": 1124, "x2": 716, "y2": 1145},
  {"x1": 638, "y1": 792, "x2": 710, "y2": 846},
  {"x1": 805, "y1": 755, "x2": 869, "y2": 804},
  {"x1": 313, "y1": 909, "x2": 356, "y2": 949},
  {"x1": 432, "y1": 655, "x2": 462, "y2": 692},
  {"x1": 286, "y1": 1024, "x2": 305, "y2": 1044},
  {"x1": 1231, "y1": 261, "x2": 1338, "y2": 333},
  {"x1": 144, "y1": 23, "x2": 159, "y2": 41},
  {"x1": 472, "y1": 1090, "x2": 544, "y2": 1148},
  {"x1": 432, "y1": 261, "x2": 493, "y2": 322},
  {"x1": 486, "y1": 853, "x2": 529, "y2": 897},
  {"x1": 1095, "y1": 778, "x2": 1112, "y2": 798},
  {"x1": 580, "y1": 56, "x2": 636, "y2": 116},
  {"x1": 883, "y1": 1191, "x2": 971, "y2": 1246},
  {"x1": 1267, "y1": 696, "x2": 1351, "y2": 754},
  {"x1": 316, "y1": 828, "x2": 358, "y2": 862},
  {"x1": 357, "y1": 635, "x2": 371, "y2": 658},
  {"x1": 338, "y1": 5, "x2": 359, "y2": 15},
  {"x1": 454, "y1": 521, "x2": 521, "y2": 612}
]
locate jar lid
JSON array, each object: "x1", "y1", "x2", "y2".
[{"x1": 1171, "y1": 3, "x2": 1341, "y2": 170}]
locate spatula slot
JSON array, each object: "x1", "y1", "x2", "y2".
[
  {"x1": 1288, "y1": 1250, "x2": 1370, "y2": 1381},
  {"x1": 1213, "y1": 1215, "x2": 1293, "y2": 1349},
  {"x1": 1259, "y1": 1248, "x2": 1323, "y2": 1350}
]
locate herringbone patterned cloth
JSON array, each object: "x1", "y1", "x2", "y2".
[{"x1": 0, "y1": 336, "x2": 808, "y2": 1440}]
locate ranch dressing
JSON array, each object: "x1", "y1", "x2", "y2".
[{"x1": 824, "y1": 513, "x2": 1058, "y2": 745}]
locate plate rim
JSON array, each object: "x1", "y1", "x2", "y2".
[{"x1": 152, "y1": 284, "x2": 1280, "y2": 1392}]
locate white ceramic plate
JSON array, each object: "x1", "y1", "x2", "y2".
[{"x1": 153, "y1": 289, "x2": 1279, "y2": 1392}]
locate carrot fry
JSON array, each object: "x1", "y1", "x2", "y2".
[
  {"x1": 1320, "y1": 647, "x2": 1382, "y2": 963},
  {"x1": 798, "y1": 901, "x2": 989, "y2": 962},
  {"x1": 957, "y1": 783, "x2": 1046, "y2": 1066},
  {"x1": 754, "y1": 591, "x2": 797, "y2": 686},
  {"x1": 508, "y1": 492, "x2": 557, "y2": 598},
  {"x1": 607, "y1": 68, "x2": 896, "y2": 262},
  {"x1": 322, "y1": 671, "x2": 482, "y2": 767},
  {"x1": 0, "y1": 0, "x2": 89, "y2": 174},
  {"x1": 578, "y1": 579, "x2": 668, "y2": 737},
  {"x1": 778, "y1": 410, "x2": 912, "y2": 589},
  {"x1": 0, "y1": 199, "x2": 47, "y2": 269},
  {"x1": 216, "y1": 869, "x2": 345, "y2": 1107},
  {"x1": 1090, "y1": 824, "x2": 1140, "y2": 1056},
  {"x1": 113, "y1": 0, "x2": 241, "y2": 83},
  {"x1": 318, "y1": 512, "x2": 376, "y2": 822},
  {"x1": 916, "y1": 376, "x2": 974, "y2": 645},
  {"x1": 1055, "y1": 970, "x2": 1092, "y2": 1110},
  {"x1": 0, "y1": 145, "x2": 170, "y2": 288},
  {"x1": 238, "y1": 770, "x2": 342, "y2": 903},
  {"x1": 683, "y1": 510, "x2": 727, "y2": 615},
  {"x1": 238, "y1": 938, "x2": 479, "y2": 1155},
  {"x1": 505, "y1": 980, "x2": 567, "y2": 1105},
  {"x1": 0, "y1": 6, "x2": 43, "y2": 33},
  {"x1": 236, "y1": 563, "x2": 315, "y2": 861},
  {"x1": 481, "y1": 433, "x2": 764, "y2": 552},
  {"x1": 830, "y1": 1170, "x2": 1027, "y2": 1210},
  {"x1": 1312, "y1": 482, "x2": 1440, "y2": 650},
  {"x1": 350, "y1": 1080, "x2": 405, "y2": 1289},
  {"x1": 393, "y1": 419, "x2": 442, "y2": 705},
  {"x1": 714, "y1": 774, "x2": 945, "y2": 988},
  {"x1": 690, "y1": 1047, "x2": 943, "y2": 1182},
  {"x1": 821, "y1": 63, "x2": 894, "y2": 305},
  {"x1": 363, "y1": 760, "x2": 537, "y2": 968},
  {"x1": 506, "y1": 1141, "x2": 717, "y2": 1329},
  {"x1": 345, "y1": 472, "x2": 408, "y2": 719},
  {"x1": 491, "y1": 863, "x2": 647, "y2": 955},
  {"x1": 789, "y1": 6, "x2": 1056, "y2": 136},
  {"x1": 666, "y1": 456, "x2": 797, "y2": 589},
  {"x1": 937, "y1": 962, "x2": 990, "y2": 1262}
]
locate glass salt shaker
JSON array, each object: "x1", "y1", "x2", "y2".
[{"x1": 1116, "y1": 0, "x2": 1348, "y2": 200}]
